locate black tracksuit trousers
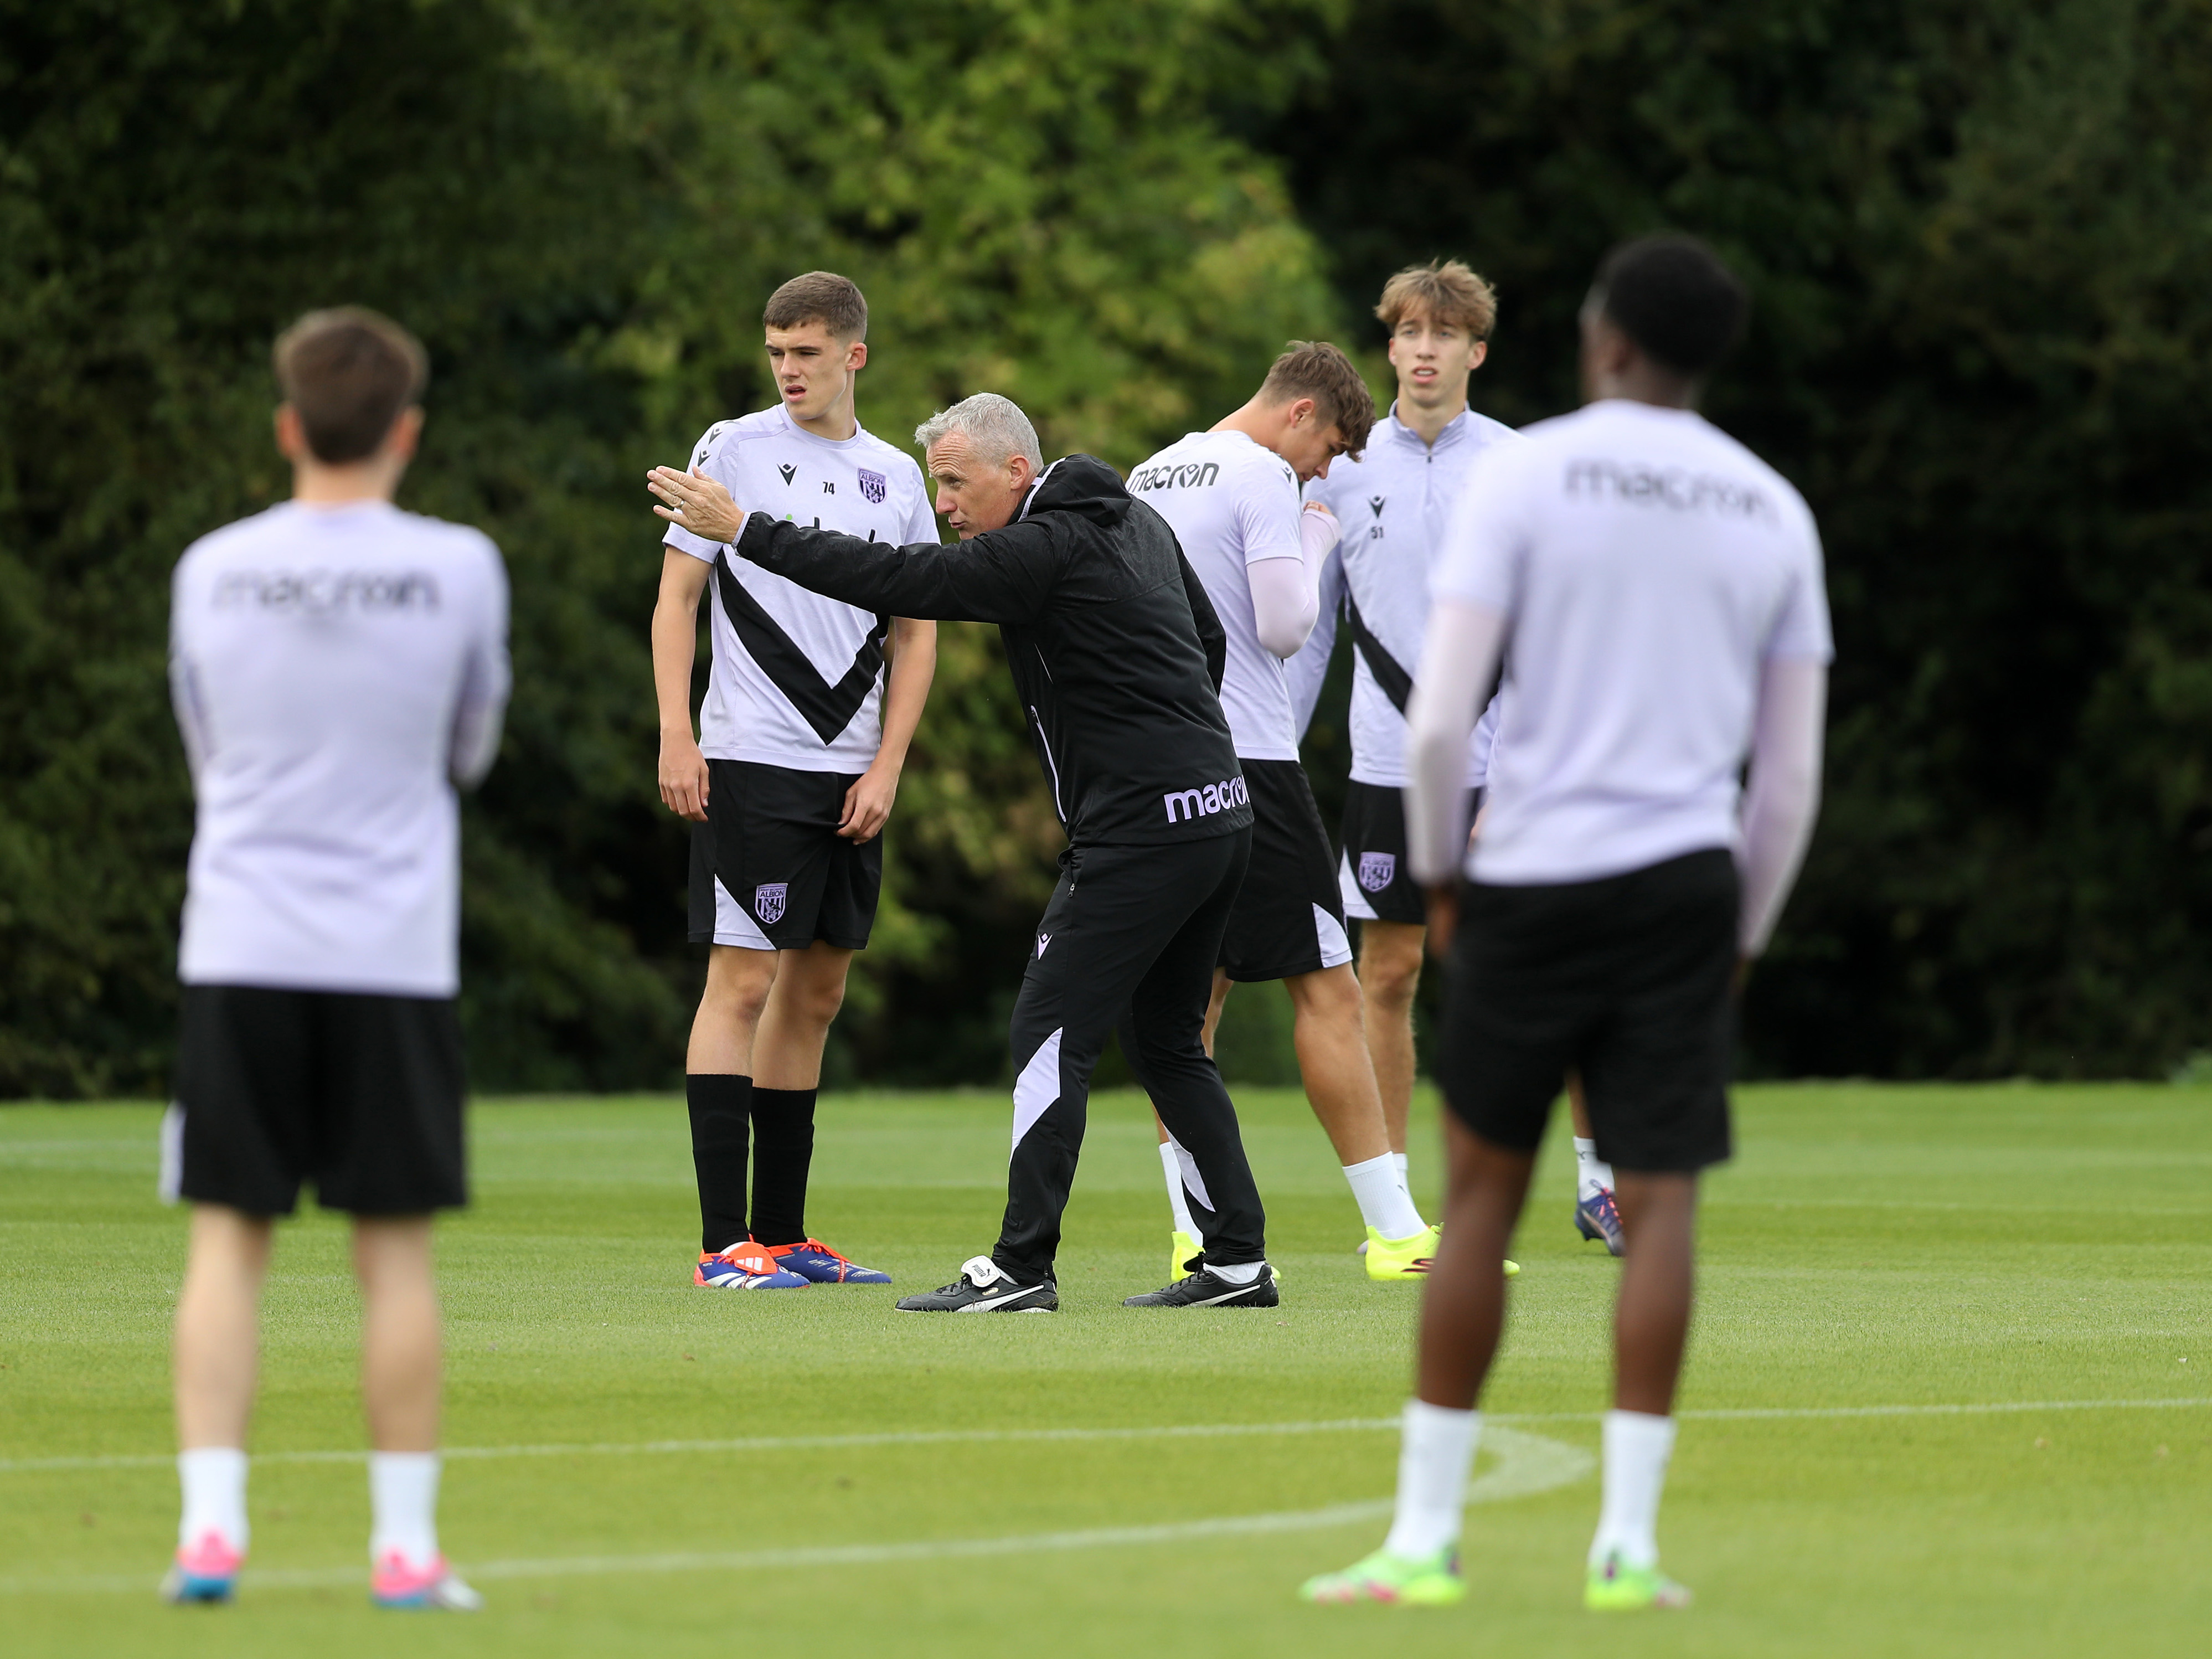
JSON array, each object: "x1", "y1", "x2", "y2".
[{"x1": 994, "y1": 828, "x2": 1265, "y2": 1285}]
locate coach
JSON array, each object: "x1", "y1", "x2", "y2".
[{"x1": 648, "y1": 394, "x2": 1277, "y2": 1312}]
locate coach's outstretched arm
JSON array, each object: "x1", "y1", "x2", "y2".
[{"x1": 648, "y1": 462, "x2": 1058, "y2": 624}]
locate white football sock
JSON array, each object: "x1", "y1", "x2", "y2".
[
  {"x1": 1589, "y1": 1410, "x2": 1676, "y2": 1570},
  {"x1": 369, "y1": 1452, "x2": 442, "y2": 1569},
  {"x1": 1343, "y1": 1152, "x2": 1426, "y2": 1239},
  {"x1": 1574, "y1": 1137, "x2": 1615, "y2": 1202},
  {"x1": 1383, "y1": 1399, "x2": 1479, "y2": 1558},
  {"x1": 177, "y1": 1446, "x2": 249, "y2": 1551},
  {"x1": 1158, "y1": 1141, "x2": 1201, "y2": 1243},
  {"x1": 1208, "y1": 1259, "x2": 1265, "y2": 1286},
  {"x1": 1392, "y1": 1150, "x2": 1410, "y2": 1183}
]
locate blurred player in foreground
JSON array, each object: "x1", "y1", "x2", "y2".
[
  {"x1": 1303, "y1": 235, "x2": 1829, "y2": 1610},
  {"x1": 653, "y1": 272, "x2": 937, "y2": 1291},
  {"x1": 162, "y1": 308, "x2": 510, "y2": 1609},
  {"x1": 1125, "y1": 344, "x2": 1459, "y2": 1281},
  {"x1": 650, "y1": 394, "x2": 1278, "y2": 1311}
]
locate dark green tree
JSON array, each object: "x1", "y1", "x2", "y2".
[{"x1": 1257, "y1": 0, "x2": 2212, "y2": 1076}]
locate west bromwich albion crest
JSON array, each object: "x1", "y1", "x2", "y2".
[
  {"x1": 858, "y1": 467, "x2": 887, "y2": 505},
  {"x1": 754, "y1": 883, "x2": 788, "y2": 925},
  {"x1": 1358, "y1": 851, "x2": 1396, "y2": 893}
]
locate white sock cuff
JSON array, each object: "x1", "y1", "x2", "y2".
[
  {"x1": 1603, "y1": 1409, "x2": 1677, "y2": 1455},
  {"x1": 1391, "y1": 1151, "x2": 1410, "y2": 1178},
  {"x1": 1209, "y1": 1260, "x2": 1264, "y2": 1286},
  {"x1": 1383, "y1": 1399, "x2": 1481, "y2": 1559},
  {"x1": 177, "y1": 1446, "x2": 250, "y2": 1550},
  {"x1": 368, "y1": 1451, "x2": 443, "y2": 1568},
  {"x1": 1343, "y1": 1152, "x2": 1426, "y2": 1239}
]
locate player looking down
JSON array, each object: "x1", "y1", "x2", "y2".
[
  {"x1": 162, "y1": 308, "x2": 509, "y2": 1610},
  {"x1": 652, "y1": 272, "x2": 938, "y2": 1291},
  {"x1": 649, "y1": 394, "x2": 1278, "y2": 1312},
  {"x1": 1302, "y1": 235, "x2": 1829, "y2": 1611},
  {"x1": 1124, "y1": 344, "x2": 1450, "y2": 1282}
]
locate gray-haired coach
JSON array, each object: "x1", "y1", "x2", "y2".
[{"x1": 649, "y1": 393, "x2": 1277, "y2": 1312}]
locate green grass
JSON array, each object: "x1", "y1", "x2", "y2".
[{"x1": 2, "y1": 1083, "x2": 2208, "y2": 1656}]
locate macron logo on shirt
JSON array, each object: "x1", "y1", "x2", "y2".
[
  {"x1": 1163, "y1": 775, "x2": 1250, "y2": 825},
  {"x1": 1565, "y1": 460, "x2": 1776, "y2": 521},
  {"x1": 1127, "y1": 461, "x2": 1221, "y2": 493},
  {"x1": 212, "y1": 569, "x2": 441, "y2": 614}
]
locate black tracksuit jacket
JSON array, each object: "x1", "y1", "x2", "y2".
[{"x1": 733, "y1": 454, "x2": 1253, "y2": 849}]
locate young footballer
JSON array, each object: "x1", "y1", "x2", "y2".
[
  {"x1": 1292, "y1": 261, "x2": 1623, "y2": 1253},
  {"x1": 1302, "y1": 235, "x2": 1829, "y2": 1610},
  {"x1": 163, "y1": 308, "x2": 509, "y2": 1609},
  {"x1": 1125, "y1": 344, "x2": 1454, "y2": 1281},
  {"x1": 650, "y1": 394, "x2": 1278, "y2": 1312},
  {"x1": 653, "y1": 272, "x2": 938, "y2": 1290}
]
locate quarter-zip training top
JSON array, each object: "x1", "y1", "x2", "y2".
[{"x1": 733, "y1": 454, "x2": 1251, "y2": 848}]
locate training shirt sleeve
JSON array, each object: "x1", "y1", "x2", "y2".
[
  {"x1": 1285, "y1": 539, "x2": 1344, "y2": 741},
  {"x1": 1765, "y1": 498, "x2": 1834, "y2": 662},
  {"x1": 168, "y1": 555, "x2": 212, "y2": 781},
  {"x1": 447, "y1": 537, "x2": 512, "y2": 790},
  {"x1": 899, "y1": 472, "x2": 939, "y2": 549},
  {"x1": 1737, "y1": 657, "x2": 1827, "y2": 954},
  {"x1": 736, "y1": 512, "x2": 1060, "y2": 624},
  {"x1": 663, "y1": 424, "x2": 732, "y2": 563},
  {"x1": 1405, "y1": 598, "x2": 1508, "y2": 884}
]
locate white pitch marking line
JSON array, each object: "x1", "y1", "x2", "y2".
[
  {"x1": 0, "y1": 1427, "x2": 1589, "y2": 1596},
  {"x1": 0, "y1": 1416, "x2": 1402, "y2": 1475},
  {"x1": 6, "y1": 1395, "x2": 2206, "y2": 1477}
]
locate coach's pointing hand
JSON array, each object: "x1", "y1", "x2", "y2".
[{"x1": 647, "y1": 466, "x2": 746, "y2": 544}]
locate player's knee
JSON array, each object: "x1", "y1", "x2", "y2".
[
  {"x1": 1359, "y1": 946, "x2": 1421, "y2": 1011},
  {"x1": 701, "y1": 950, "x2": 776, "y2": 1023},
  {"x1": 1287, "y1": 964, "x2": 1365, "y2": 1029}
]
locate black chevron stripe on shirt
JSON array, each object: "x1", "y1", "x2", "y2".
[
  {"x1": 714, "y1": 550, "x2": 890, "y2": 744},
  {"x1": 1344, "y1": 595, "x2": 1414, "y2": 715}
]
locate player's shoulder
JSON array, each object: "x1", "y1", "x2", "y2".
[
  {"x1": 846, "y1": 421, "x2": 927, "y2": 486},
  {"x1": 1461, "y1": 409, "x2": 1527, "y2": 449},
  {"x1": 178, "y1": 503, "x2": 288, "y2": 570},
  {"x1": 690, "y1": 406, "x2": 788, "y2": 463}
]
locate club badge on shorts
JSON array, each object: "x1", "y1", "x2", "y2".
[
  {"x1": 1358, "y1": 851, "x2": 1396, "y2": 893},
  {"x1": 857, "y1": 468, "x2": 887, "y2": 505},
  {"x1": 754, "y1": 883, "x2": 787, "y2": 925}
]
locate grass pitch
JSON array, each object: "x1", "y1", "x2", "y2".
[{"x1": 1, "y1": 1081, "x2": 2206, "y2": 1657}]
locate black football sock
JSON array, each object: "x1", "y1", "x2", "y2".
[
  {"x1": 747, "y1": 1085, "x2": 818, "y2": 1247},
  {"x1": 687, "y1": 1074, "x2": 753, "y2": 1254}
]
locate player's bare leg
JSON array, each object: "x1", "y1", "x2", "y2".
[
  {"x1": 1282, "y1": 964, "x2": 1390, "y2": 1166},
  {"x1": 752, "y1": 942, "x2": 853, "y2": 1089},
  {"x1": 355, "y1": 1217, "x2": 440, "y2": 1452},
  {"x1": 738, "y1": 942, "x2": 885, "y2": 1280},
  {"x1": 353, "y1": 1215, "x2": 476, "y2": 1608},
  {"x1": 687, "y1": 942, "x2": 777, "y2": 1074},
  {"x1": 1415, "y1": 1115, "x2": 1534, "y2": 1406},
  {"x1": 1356, "y1": 920, "x2": 1426, "y2": 1155},
  {"x1": 174, "y1": 1205, "x2": 274, "y2": 1451}
]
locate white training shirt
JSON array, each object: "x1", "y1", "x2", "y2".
[
  {"x1": 169, "y1": 500, "x2": 511, "y2": 997},
  {"x1": 1433, "y1": 398, "x2": 1833, "y2": 885},
  {"x1": 1126, "y1": 429, "x2": 1304, "y2": 760},
  {"x1": 665, "y1": 404, "x2": 936, "y2": 771},
  {"x1": 1293, "y1": 404, "x2": 1523, "y2": 786}
]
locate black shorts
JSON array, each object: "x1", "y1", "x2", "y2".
[
  {"x1": 1436, "y1": 848, "x2": 1739, "y2": 1173},
  {"x1": 1338, "y1": 778, "x2": 1481, "y2": 926},
  {"x1": 1219, "y1": 759, "x2": 1353, "y2": 982},
  {"x1": 687, "y1": 760, "x2": 882, "y2": 951},
  {"x1": 164, "y1": 985, "x2": 468, "y2": 1217}
]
